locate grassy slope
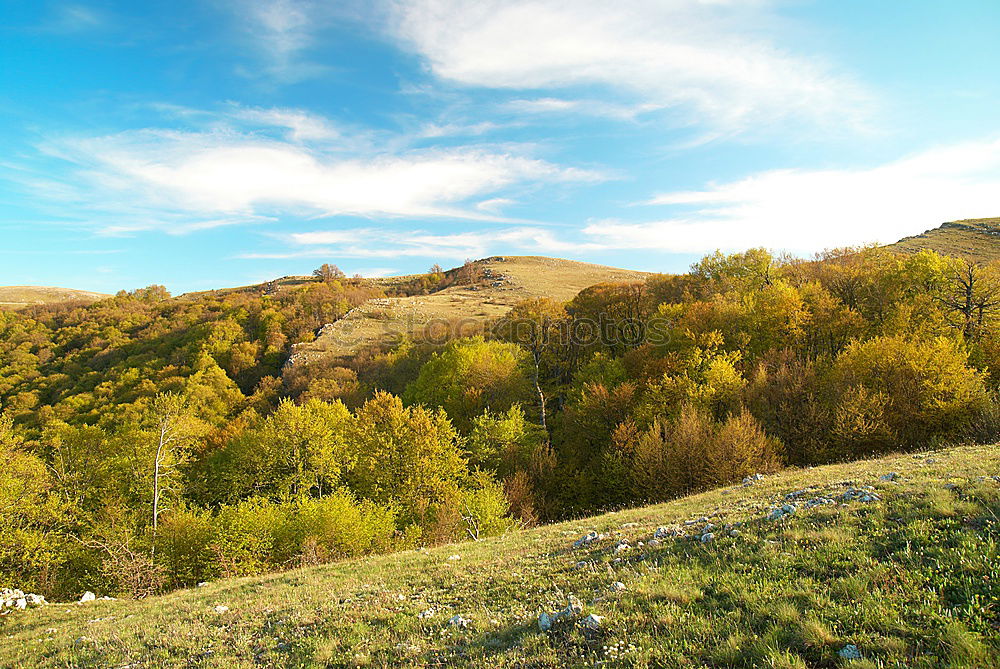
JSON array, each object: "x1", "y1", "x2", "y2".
[
  {"x1": 0, "y1": 286, "x2": 111, "y2": 309},
  {"x1": 890, "y1": 218, "x2": 1000, "y2": 263},
  {"x1": 289, "y1": 256, "x2": 650, "y2": 365},
  {"x1": 4, "y1": 445, "x2": 999, "y2": 668}
]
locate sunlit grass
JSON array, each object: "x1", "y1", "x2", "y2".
[{"x1": 3, "y1": 444, "x2": 999, "y2": 667}]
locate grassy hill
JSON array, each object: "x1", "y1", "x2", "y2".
[
  {"x1": 890, "y1": 218, "x2": 1000, "y2": 263},
  {"x1": 287, "y1": 256, "x2": 650, "y2": 366},
  {"x1": 4, "y1": 444, "x2": 998, "y2": 668},
  {"x1": 0, "y1": 285, "x2": 111, "y2": 310}
]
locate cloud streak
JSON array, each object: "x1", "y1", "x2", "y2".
[{"x1": 386, "y1": 0, "x2": 870, "y2": 135}]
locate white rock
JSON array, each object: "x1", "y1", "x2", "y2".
[
  {"x1": 580, "y1": 613, "x2": 604, "y2": 630},
  {"x1": 213, "y1": 605, "x2": 229, "y2": 614},
  {"x1": 79, "y1": 591, "x2": 96, "y2": 603},
  {"x1": 647, "y1": 539, "x2": 661, "y2": 548},
  {"x1": 448, "y1": 614, "x2": 470, "y2": 628},
  {"x1": 418, "y1": 608, "x2": 436, "y2": 619},
  {"x1": 14, "y1": 598, "x2": 26, "y2": 610},
  {"x1": 573, "y1": 531, "x2": 603, "y2": 549},
  {"x1": 838, "y1": 644, "x2": 861, "y2": 659},
  {"x1": 700, "y1": 533, "x2": 715, "y2": 543},
  {"x1": 611, "y1": 581, "x2": 626, "y2": 592},
  {"x1": 573, "y1": 561, "x2": 588, "y2": 570}
]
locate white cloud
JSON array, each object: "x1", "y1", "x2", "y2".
[
  {"x1": 229, "y1": 0, "x2": 331, "y2": 82},
  {"x1": 588, "y1": 137, "x2": 1000, "y2": 253},
  {"x1": 386, "y1": 0, "x2": 869, "y2": 134},
  {"x1": 30, "y1": 109, "x2": 602, "y2": 233}
]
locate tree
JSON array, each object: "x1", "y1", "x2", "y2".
[
  {"x1": 492, "y1": 298, "x2": 568, "y2": 431},
  {"x1": 403, "y1": 337, "x2": 533, "y2": 431},
  {"x1": 937, "y1": 259, "x2": 1000, "y2": 339},
  {"x1": 313, "y1": 263, "x2": 346, "y2": 281},
  {"x1": 148, "y1": 394, "x2": 205, "y2": 550}
]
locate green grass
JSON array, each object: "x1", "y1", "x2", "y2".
[{"x1": 4, "y1": 445, "x2": 1000, "y2": 668}]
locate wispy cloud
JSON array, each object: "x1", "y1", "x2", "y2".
[
  {"x1": 36, "y1": 4, "x2": 105, "y2": 34},
  {"x1": 227, "y1": 0, "x2": 330, "y2": 82},
  {"x1": 593, "y1": 137, "x2": 1000, "y2": 253},
  {"x1": 386, "y1": 0, "x2": 871, "y2": 136},
  {"x1": 21, "y1": 107, "x2": 602, "y2": 235}
]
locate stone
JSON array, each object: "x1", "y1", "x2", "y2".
[
  {"x1": 26, "y1": 594, "x2": 45, "y2": 606},
  {"x1": 79, "y1": 591, "x2": 96, "y2": 604},
  {"x1": 838, "y1": 644, "x2": 861, "y2": 660},
  {"x1": 647, "y1": 539, "x2": 661, "y2": 548},
  {"x1": 574, "y1": 531, "x2": 604, "y2": 549},
  {"x1": 14, "y1": 598, "x2": 26, "y2": 610},
  {"x1": 700, "y1": 533, "x2": 715, "y2": 543},
  {"x1": 574, "y1": 561, "x2": 588, "y2": 570},
  {"x1": 418, "y1": 608, "x2": 436, "y2": 619},
  {"x1": 448, "y1": 614, "x2": 470, "y2": 628},
  {"x1": 538, "y1": 612, "x2": 553, "y2": 632},
  {"x1": 447, "y1": 554, "x2": 462, "y2": 561},
  {"x1": 580, "y1": 613, "x2": 604, "y2": 630},
  {"x1": 880, "y1": 472, "x2": 899, "y2": 481},
  {"x1": 742, "y1": 473, "x2": 765, "y2": 486},
  {"x1": 611, "y1": 581, "x2": 627, "y2": 592},
  {"x1": 613, "y1": 540, "x2": 630, "y2": 554},
  {"x1": 213, "y1": 605, "x2": 229, "y2": 614},
  {"x1": 728, "y1": 529, "x2": 740, "y2": 537}
]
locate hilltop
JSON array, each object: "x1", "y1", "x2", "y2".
[
  {"x1": 3, "y1": 444, "x2": 997, "y2": 668},
  {"x1": 889, "y1": 218, "x2": 1000, "y2": 263},
  {"x1": 287, "y1": 256, "x2": 649, "y2": 366},
  {"x1": 0, "y1": 285, "x2": 111, "y2": 310}
]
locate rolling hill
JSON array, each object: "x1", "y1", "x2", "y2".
[
  {"x1": 287, "y1": 256, "x2": 650, "y2": 367},
  {"x1": 889, "y1": 217, "x2": 1000, "y2": 263},
  {"x1": 0, "y1": 285, "x2": 112, "y2": 310},
  {"x1": 3, "y1": 443, "x2": 997, "y2": 668}
]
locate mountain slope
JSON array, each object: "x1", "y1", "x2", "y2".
[
  {"x1": 4, "y1": 444, "x2": 998, "y2": 668},
  {"x1": 0, "y1": 285, "x2": 111, "y2": 309},
  {"x1": 890, "y1": 218, "x2": 1000, "y2": 263},
  {"x1": 288, "y1": 256, "x2": 650, "y2": 366}
]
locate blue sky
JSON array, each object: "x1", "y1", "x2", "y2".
[{"x1": 2, "y1": 0, "x2": 1000, "y2": 294}]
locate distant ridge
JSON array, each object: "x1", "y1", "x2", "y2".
[
  {"x1": 890, "y1": 217, "x2": 1000, "y2": 263},
  {"x1": 0, "y1": 285, "x2": 111, "y2": 310}
]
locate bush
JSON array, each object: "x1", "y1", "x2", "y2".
[
  {"x1": 284, "y1": 491, "x2": 398, "y2": 564},
  {"x1": 212, "y1": 498, "x2": 288, "y2": 577}
]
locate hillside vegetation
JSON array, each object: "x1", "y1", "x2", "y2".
[
  {"x1": 0, "y1": 285, "x2": 110, "y2": 310},
  {"x1": 4, "y1": 245, "x2": 1000, "y2": 629},
  {"x1": 3, "y1": 444, "x2": 998, "y2": 668},
  {"x1": 890, "y1": 218, "x2": 1000, "y2": 263}
]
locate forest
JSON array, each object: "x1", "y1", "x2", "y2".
[{"x1": 2, "y1": 246, "x2": 999, "y2": 600}]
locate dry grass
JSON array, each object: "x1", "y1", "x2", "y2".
[
  {"x1": 889, "y1": 218, "x2": 1000, "y2": 263},
  {"x1": 0, "y1": 286, "x2": 111, "y2": 310}
]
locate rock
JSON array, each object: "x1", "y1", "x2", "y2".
[
  {"x1": 14, "y1": 598, "x2": 26, "y2": 610},
  {"x1": 841, "y1": 488, "x2": 880, "y2": 503},
  {"x1": 573, "y1": 531, "x2": 604, "y2": 549},
  {"x1": 728, "y1": 529, "x2": 740, "y2": 537},
  {"x1": 611, "y1": 581, "x2": 627, "y2": 592},
  {"x1": 943, "y1": 483, "x2": 959, "y2": 490},
  {"x1": 79, "y1": 591, "x2": 96, "y2": 604},
  {"x1": 580, "y1": 613, "x2": 604, "y2": 630},
  {"x1": 613, "y1": 540, "x2": 631, "y2": 554},
  {"x1": 418, "y1": 608, "x2": 436, "y2": 619},
  {"x1": 700, "y1": 533, "x2": 715, "y2": 543},
  {"x1": 620, "y1": 522, "x2": 639, "y2": 528},
  {"x1": 647, "y1": 539, "x2": 661, "y2": 548},
  {"x1": 213, "y1": 605, "x2": 229, "y2": 614},
  {"x1": 196, "y1": 582, "x2": 209, "y2": 588},
  {"x1": 447, "y1": 554, "x2": 462, "y2": 561},
  {"x1": 26, "y1": 594, "x2": 45, "y2": 606},
  {"x1": 838, "y1": 644, "x2": 861, "y2": 659},
  {"x1": 880, "y1": 472, "x2": 899, "y2": 481},
  {"x1": 574, "y1": 561, "x2": 589, "y2": 570},
  {"x1": 768, "y1": 504, "x2": 796, "y2": 520},
  {"x1": 802, "y1": 496, "x2": 836, "y2": 509},
  {"x1": 448, "y1": 614, "x2": 470, "y2": 628},
  {"x1": 742, "y1": 473, "x2": 765, "y2": 486},
  {"x1": 538, "y1": 612, "x2": 553, "y2": 632}
]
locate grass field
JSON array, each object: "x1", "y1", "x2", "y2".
[
  {"x1": 890, "y1": 218, "x2": 1000, "y2": 263},
  {"x1": 288, "y1": 256, "x2": 650, "y2": 366},
  {"x1": 3, "y1": 444, "x2": 998, "y2": 668},
  {"x1": 0, "y1": 286, "x2": 111, "y2": 310}
]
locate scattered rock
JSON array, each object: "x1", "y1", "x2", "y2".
[
  {"x1": 574, "y1": 561, "x2": 589, "y2": 570},
  {"x1": 611, "y1": 581, "x2": 627, "y2": 592},
  {"x1": 537, "y1": 612, "x2": 553, "y2": 632},
  {"x1": 448, "y1": 614, "x2": 470, "y2": 628},
  {"x1": 654, "y1": 526, "x2": 683, "y2": 539},
  {"x1": 647, "y1": 539, "x2": 661, "y2": 548},
  {"x1": 700, "y1": 533, "x2": 715, "y2": 543},
  {"x1": 880, "y1": 472, "x2": 899, "y2": 481},
  {"x1": 613, "y1": 539, "x2": 631, "y2": 554},
  {"x1": 742, "y1": 473, "x2": 765, "y2": 486},
  {"x1": 573, "y1": 531, "x2": 604, "y2": 549},
  {"x1": 728, "y1": 529, "x2": 740, "y2": 538},
  {"x1": 447, "y1": 554, "x2": 462, "y2": 561},
  {"x1": 580, "y1": 613, "x2": 604, "y2": 631},
  {"x1": 213, "y1": 605, "x2": 229, "y2": 615},
  {"x1": 841, "y1": 488, "x2": 880, "y2": 503},
  {"x1": 838, "y1": 644, "x2": 862, "y2": 660},
  {"x1": 768, "y1": 504, "x2": 797, "y2": 520},
  {"x1": 620, "y1": 522, "x2": 639, "y2": 529},
  {"x1": 802, "y1": 496, "x2": 836, "y2": 509},
  {"x1": 418, "y1": 608, "x2": 436, "y2": 619},
  {"x1": 79, "y1": 591, "x2": 96, "y2": 604}
]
